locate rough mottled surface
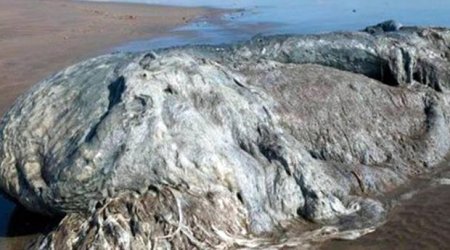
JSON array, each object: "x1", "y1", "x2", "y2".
[{"x1": 1, "y1": 22, "x2": 450, "y2": 249}]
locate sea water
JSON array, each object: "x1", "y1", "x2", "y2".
[{"x1": 106, "y1": 0, "x2": 450, "y2": 51}]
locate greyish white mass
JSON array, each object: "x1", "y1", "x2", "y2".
[{"x1": 1, "y1": 21, "x2": 450, "y2": 249}]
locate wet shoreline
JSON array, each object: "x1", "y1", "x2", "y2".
[
  {"x1": 108, "y1": 0, "x2": 450, "y2": 52},
  {"x1": 322, "y1": 182, "x2": 450, "y2": 249},
  {"x1": 320, "y1": 155, "x2": 450, "y2": 249}
]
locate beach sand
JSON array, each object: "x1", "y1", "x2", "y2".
[{"x1": 0, "y1": 0, "x2": 221, "y2": 116}]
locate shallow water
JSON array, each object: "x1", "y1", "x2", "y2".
[
  {"x1": 108, "y1": 0, "x2": 450, "y2": 51},
  {"x1": 2, "y1": 0, "x2": 450, "y2": 248}
]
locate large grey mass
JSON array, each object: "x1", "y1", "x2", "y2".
[{"x1": 1, "y1": 22, "x2": 450, "y2": 249}]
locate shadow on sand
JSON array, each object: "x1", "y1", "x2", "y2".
[{"x1": 5, "y1": 206, "x2": 61, "y2": 238}]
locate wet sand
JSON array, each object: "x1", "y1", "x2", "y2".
[
  {"x1": 0, "y1": 0, "x2": 222, "y2": 116},
  {"x1": 322, "y1": 167, "x2": 450, "y2": 250},
  {"x1": 0, "y1": 236, "x2": 37, "y2": 250},
  {"x1": 322, "y1": 185, "x2": 450, "y2": 250}
]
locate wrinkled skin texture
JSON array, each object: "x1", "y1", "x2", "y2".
[{"x1": 1, "y1": 22, "x2": 450, "y2": 249}]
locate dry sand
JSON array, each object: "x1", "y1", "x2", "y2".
[{"x1": 0, "y1": 0, "x2": 221, "y2": 116}]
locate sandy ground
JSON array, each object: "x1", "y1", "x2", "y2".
[
  {"x1": 0, "y1": 235, "x2": 37, "y2": 250},
  {"x1": 0, "y1": 0, "x2": 220, "y2": 116}
]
